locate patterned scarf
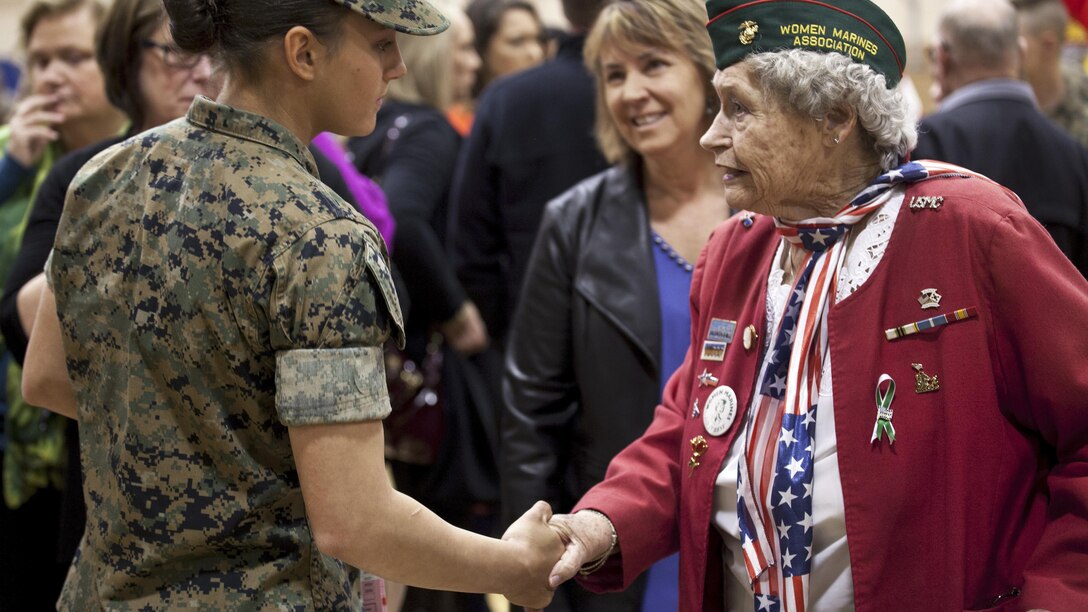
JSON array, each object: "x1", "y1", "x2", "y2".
[{"x1": 735, "y1": 160, "x2": 963, "y2": 611}]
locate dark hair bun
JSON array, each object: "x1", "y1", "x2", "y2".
[
  {"x1": 159, "y1": 0, "x2": 344, "y2": 80},
  {"x1": 163, "y1": 0, "x2": 219, "y2": 53}
]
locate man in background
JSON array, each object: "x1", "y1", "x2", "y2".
[
  {"x1": 915, "y1": 0, "x2": 1088, "y2": 276},
  {"x1": 1015, "y1": 0, "x2": 1088, "y2": 146},
  {"x1": 449, "y1": 0, "x2": 611, "y2": 353}
]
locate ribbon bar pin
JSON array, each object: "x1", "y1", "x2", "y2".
[{"x1": 885, "y1": 307, "x2": 978, "y2": 341}]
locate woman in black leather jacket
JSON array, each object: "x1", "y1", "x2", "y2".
[{"x1": 500, "y1": 1, "x2": 729, "y2": 609}]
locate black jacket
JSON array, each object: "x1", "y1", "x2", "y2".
[
  {"x1": 449, "y1": 34, "x2": 609, "y2": 346},
  {"x1": 502, "y1": 166, "x2": 662, "y2": 524},
  {"x1": 349, "y1": 101, "x2": 465, "y2": 343}
]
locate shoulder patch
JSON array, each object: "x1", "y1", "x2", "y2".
[{"x1": 363, "y1": 239, "x2": 405, "y2": 348}]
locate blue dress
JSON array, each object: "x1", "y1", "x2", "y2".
[{"x1": 642, "y1": 238, "x2": 692, "y2": 611}]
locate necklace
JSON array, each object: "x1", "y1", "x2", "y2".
[{"x1": 651, "y1": 231, "x2": 694, "y2": 273}]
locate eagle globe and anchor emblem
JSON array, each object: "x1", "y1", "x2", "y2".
[{"x1": 739, "y1": 20, "x2": 759, "y2": 45}]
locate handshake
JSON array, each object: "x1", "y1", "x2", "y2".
[{"x1": 497, "y1": 501, "x2": 618, "y2": 610}]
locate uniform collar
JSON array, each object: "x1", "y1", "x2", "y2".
[{"x1": 186, "y1": 96, "x2": 318, "y2": 176}]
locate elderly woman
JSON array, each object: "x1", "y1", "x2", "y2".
[
  {"x1": 542, "y1": 0, "x2": 1088, "y2": 610},
  {"x1": 502, "y1": 0, "x2": 726, "y2": 609}
]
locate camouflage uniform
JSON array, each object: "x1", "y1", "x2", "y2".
[
  {"x1": 1050, "y1": 64, "x2": 1088, "y2": 149},
  {"x1": 48, "y1": 96, "x2": 404, "y2": 610}
]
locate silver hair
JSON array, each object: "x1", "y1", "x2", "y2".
[{"x1": 745, "y1": 49, "x2": 917, "y2": 171}]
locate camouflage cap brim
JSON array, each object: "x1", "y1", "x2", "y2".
[{"x1": 338, "y1": 0, "x2": 450, "y2": 36}]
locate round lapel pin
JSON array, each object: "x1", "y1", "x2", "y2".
[{"x1": 703, "y1": 385, "x2": 738, "y2": 436}]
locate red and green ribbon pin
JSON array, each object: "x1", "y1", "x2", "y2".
[{"x1": 871, "y1": 374, "x2": 896, "y2": 445}]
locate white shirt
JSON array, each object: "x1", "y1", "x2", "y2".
[{"x1": 712, "y1": 191, "x2": 904, "y2": 611}]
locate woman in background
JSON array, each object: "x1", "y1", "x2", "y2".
[
  {"x1": 445, "y1": 4, "x2": 483, "y2": 136},
  {"x1": 465, "y1": 0, "x2": 545, "y2": 98},
  {"x1": 0, "y1": 1, "x2": 120, "y2": 606},
  {"x1": 501, "y1": 0, "x2": 727, "y2": 609},
  {"x1": 349, "y1": 2, "x2": 486, "y2": 361}
]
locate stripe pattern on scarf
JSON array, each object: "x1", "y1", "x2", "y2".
[{"x1": 735, "y1": 160, "x2": 990, "y2": 612}]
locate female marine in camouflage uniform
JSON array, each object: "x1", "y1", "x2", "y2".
[{"x1": 24, "y1": 0, "x2": 562, "y2": 608}]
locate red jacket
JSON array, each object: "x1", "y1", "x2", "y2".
[{"x1": 574, "y1": 174, "x2": 1088, "y2": 611}]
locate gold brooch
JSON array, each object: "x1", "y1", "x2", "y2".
[
  {"x1": 739, "y1": 20, "x2": 759, "y2": 45},
  {"x1": 912, "y1": 363, "x2": 940, "y2": 393},
  {"x1": 688, "y1": 435, "x2": 709, "y2": 473}
]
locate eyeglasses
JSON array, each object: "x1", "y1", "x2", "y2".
[{"x1": 141, "y1": 40, "x2": 203, "y2": 70}]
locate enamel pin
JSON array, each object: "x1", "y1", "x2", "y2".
[
  {"x1": 691, "y1": 398, "x2": 700, "y2": 419},
  {"x1": 913, "y1": 363, "x2": 940, "y2": 393},
  {"x1": 871, "y1": 374, "x2": 896, "y2": 445},
  {"x1": 698, "y1": 369, "x2": 719, "y2": 387},
  {"x1": 701, "y1": 318, "x2": 736, "y2": 361},
  {"x1": 918, "y1": 288, "x2": 942, "y2": 310},
  {"x1": 703, "y1": 385, "x2": 738, "y2": 437},
  {"x1": 707, "y1": 318, "x2": 737, "y2": 343},
  {"x1": 701, "y1": 342, "x2": 726, "y2": 361}
]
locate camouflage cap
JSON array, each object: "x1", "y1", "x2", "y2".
[
  {"x1": 338, "y1": 0, "x2": 450, "y2": 36},
  {"x1": 705, "y1": 0, "x2": 906, "y2": 88}
]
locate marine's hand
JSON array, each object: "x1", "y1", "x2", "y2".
[
  {"x1": 500, "y1": 500, "x2": 564, "y2": 609},
  {"x1": 5, "y1": 94, "x2": 64, "y2": 168},
  {"x1": 546, "y1": 510, "x2": 615, "y2": 588}
]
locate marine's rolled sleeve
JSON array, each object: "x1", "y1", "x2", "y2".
[
  {"x1": 276, "y1": 346, "x2": 391, "y2": 425},
  {"x1": 268, "y1": 216, "x2": 404, "y2": 426}
]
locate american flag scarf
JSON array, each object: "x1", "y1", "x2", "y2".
[{"x1": 735, "y1": 160, "x2": 968, "y2": 611}]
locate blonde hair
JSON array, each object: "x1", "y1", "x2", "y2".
[
  {"x1": 388, "y1": 1, "x2": 467, "y2": 110},
  {"x1": 583, "y1": 0, "x2": 715, "y2": 165}
]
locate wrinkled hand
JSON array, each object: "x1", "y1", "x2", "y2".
[
  {"x1": 500, "y1": 500, "x2": 564, "y2": 609},
  {"x1": 5, "y1": 94, "x2": 64, "y2": 168},
  {"x1": 440, "y1": 300, "x2": 489, "y2": 355},
  {"x1": 545, "y1": 511, "x2": 615, "y2": 589}
]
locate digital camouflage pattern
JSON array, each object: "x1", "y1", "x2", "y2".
[
  {"x1": 1050, "y1": 65, "x2": 1088, "y2": 149},
  {"x1": 339, "y1": 0, "x2": 450, "y2": 35},
  {"x1": 49, "y1": 95, "x2": 404, "y2": 610}
]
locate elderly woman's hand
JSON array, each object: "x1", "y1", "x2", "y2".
[
  {"x1": 544, "y1": 510, "x2": 616, "y2": 588},
  {"x1": 4, "y1": 94, "x2": 64, "y2": 168}
]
